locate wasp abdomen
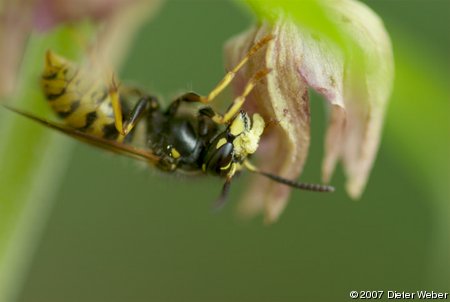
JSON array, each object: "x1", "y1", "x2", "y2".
[{"x1": 41, "y1": 51, "x2": 117, "y2": 138}]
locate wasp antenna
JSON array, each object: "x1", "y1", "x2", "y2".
[
  {"x1": 243, "y1": 161, "x2": 335, "y2": 193},
  {"x1": 256, "y1": 171, "x2": 335, "y2": 192}
]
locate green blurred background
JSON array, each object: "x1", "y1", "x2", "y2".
[{"x1": 8, "y1": 0, "x2": 450, "y2": 301}]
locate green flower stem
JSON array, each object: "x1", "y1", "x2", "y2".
[{"x1": 0, "y1": 26, "x2": 92, "y2": 302}]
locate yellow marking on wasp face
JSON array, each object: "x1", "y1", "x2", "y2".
[
  {"x1": 251, "y1": 113, "x2": 265, "y2": 137},
  {"x1": 171, "y1": 148, "x2": 181, "y2": 159},
  {"x1": 216, "y1": 138, "x2": 227, "y2": 149},
  {"x1": 230, "y1": 114, "x2": 245, "y2": 136},
  {"x1": 232, "y1": 113, "x2": 265, "y2": 158}
]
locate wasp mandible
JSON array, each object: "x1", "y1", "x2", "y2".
[{"x1": 6, "y1": 34, "x2": 334, "y2": 207}]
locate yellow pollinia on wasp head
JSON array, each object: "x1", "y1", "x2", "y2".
[{"x1": 6, "y1": 35, "x2": 334, "y2": 208}]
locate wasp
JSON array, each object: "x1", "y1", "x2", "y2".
[{"x1": 6, "y1": 34, "x2": 334, "y2": 207}]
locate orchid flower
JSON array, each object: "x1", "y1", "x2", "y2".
[{"x1": 225, "y1": 0, "x2": 394, "y2": 223}]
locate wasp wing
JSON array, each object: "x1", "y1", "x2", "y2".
[{"x1": 4, "y1": 106, "x2": 160, "y2": 164}]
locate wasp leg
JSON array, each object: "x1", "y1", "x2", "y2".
[
  {"x1": 109, "y1": 75, "x2": 126, "y2": 135},
  {"x1": 207, "y1": 68, "x2": 271, "y2": 124},
  {"x1": 175, "y1": 67, "x2": 270, "y2": 126},
  {"x1": 200, "y1": 34, "x2": 274, "y2": 104},
  {"x1": 169, "y1": 34, "x2": 273, "y2": 108},
  {"x1": 121, "y1": 85, "x2": 160, "y2": 134},
  {"x1": 122, "y1": 94, "x2": 159, "y2": 134},
  {"x1": 109, "y1": 80, "x2": 159, "y2": 137}
]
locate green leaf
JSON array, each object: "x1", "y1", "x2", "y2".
[{"x1": 245, "y1": 0, "x2": 347, "y2": 49}]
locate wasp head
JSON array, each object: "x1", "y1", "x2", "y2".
[{"x1": 202, "y1": 110, "x2": 265, "y2": 176}]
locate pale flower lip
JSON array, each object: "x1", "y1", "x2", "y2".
[
  {"x1": 324, "y1": 0, "x2": 394, "y2": 199},
  {"x1": 225, "y1": 0, "x2": 394, "y2": 223}
]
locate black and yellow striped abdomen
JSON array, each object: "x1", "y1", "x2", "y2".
[{"x1": 41, "y1": 51, "x2": 119, "y2": 140}]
